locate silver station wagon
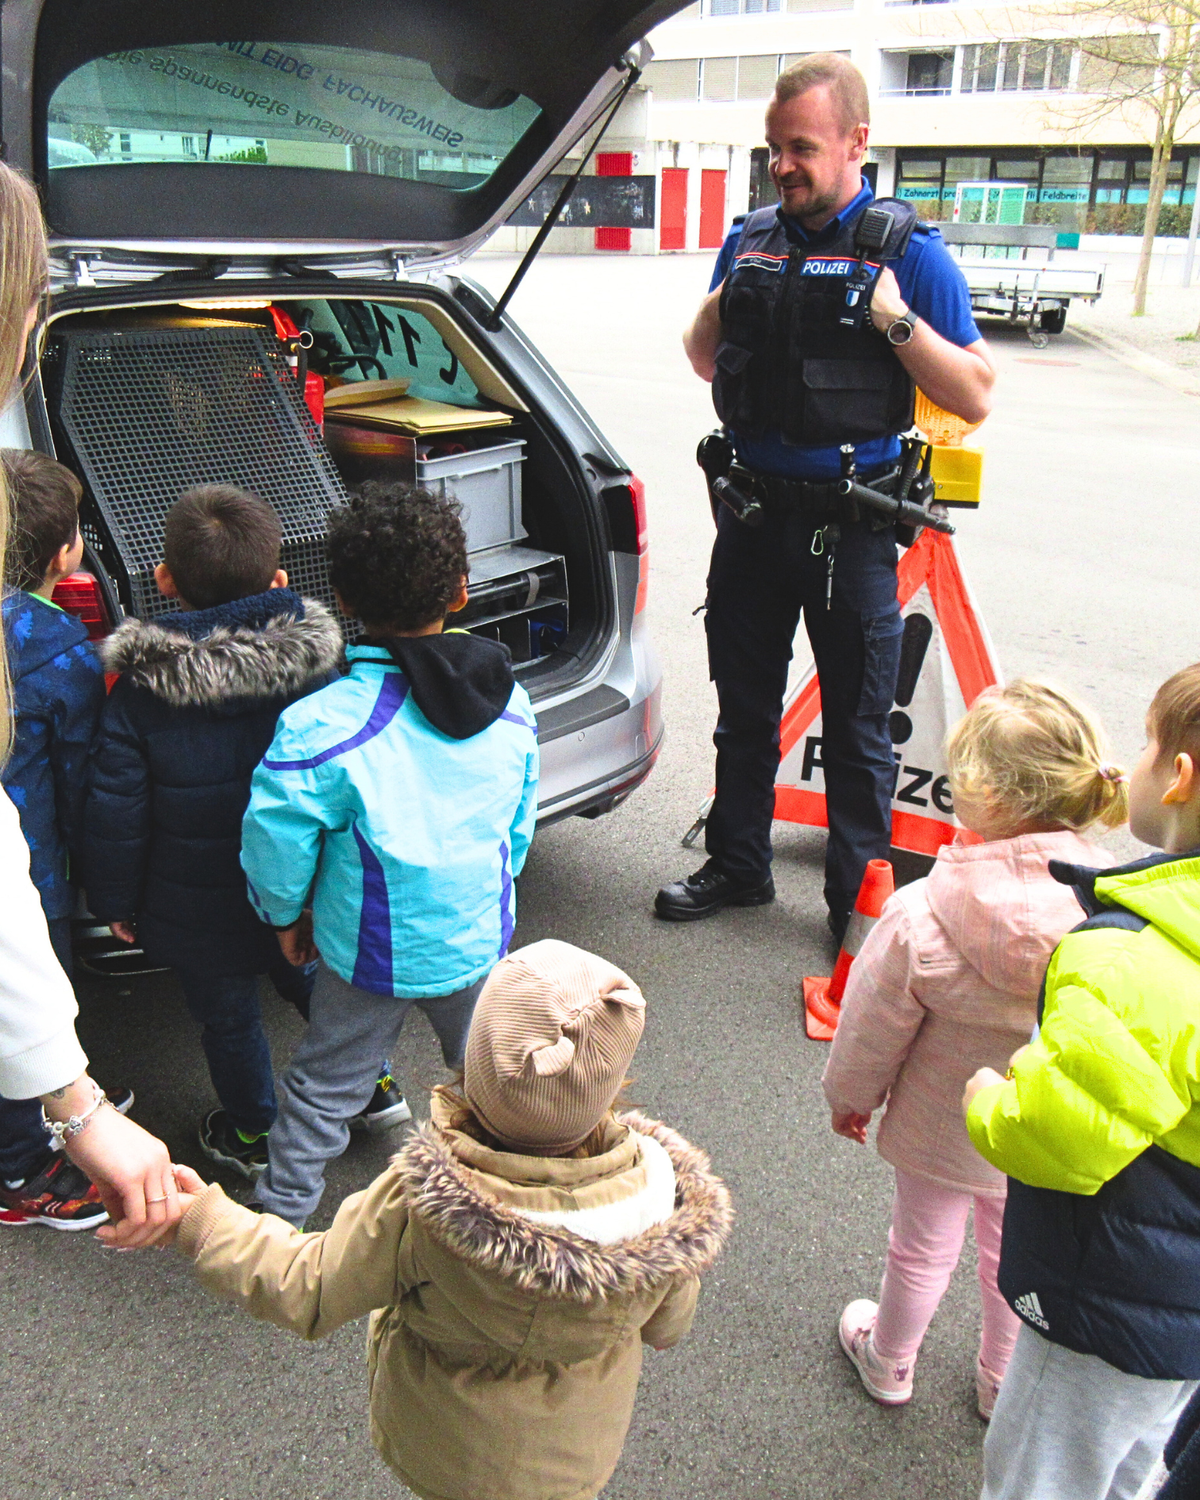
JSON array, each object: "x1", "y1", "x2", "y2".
[{"x1": 3, "y1": 0, "x2": 669, "y2": 862}]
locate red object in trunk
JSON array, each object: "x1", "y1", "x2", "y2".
[
  {"x1": 52, "y1": 572, "x2": 113, "y2": 641},
  {"x1": 699, "y1": 169, "x2": 728, "y2": 249},
  {"x1": 660, "y1": 168, "x2": 688, "y2": 251},
  {"x1": 270, "y1": 304, "x2": 325, "y2": 427}
]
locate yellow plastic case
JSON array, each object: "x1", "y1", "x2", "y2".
[{"x1": 930, "y1": 443, "x2": 983, "y2": 508}]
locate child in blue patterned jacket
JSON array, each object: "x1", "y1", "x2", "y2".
[
  {"x1": 0, "y1": 449, "x2": 112, "y2": 1228},
  {"x1": 242, "y1": 482, "x2": 539, "y2": 1226}
]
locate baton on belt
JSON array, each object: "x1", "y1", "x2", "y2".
[{"x1": 835, "y1": 477, "x2": 955, "y2": 535}]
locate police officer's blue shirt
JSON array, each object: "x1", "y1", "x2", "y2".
[{"x1": 709, "y1": 180, "x2": 981, "y2": 480}]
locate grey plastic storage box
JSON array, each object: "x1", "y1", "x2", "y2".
[{"x1": 416, "y1": 439, "x2": 526, "y2": 553}]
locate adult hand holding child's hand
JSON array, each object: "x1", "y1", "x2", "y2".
[{"x1": 55, "y1": 1095, "x2": 181, "y2": 1248}]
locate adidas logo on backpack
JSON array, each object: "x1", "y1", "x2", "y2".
[{"x1": 1014, "y1": 1292, "x2": 1049, "y2": 1330}]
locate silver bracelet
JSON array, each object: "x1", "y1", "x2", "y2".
[{"x1": 42, "y1": 1083, "x2": 108, "y2": 1146}]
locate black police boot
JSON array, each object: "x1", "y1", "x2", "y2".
[{"x1": 654, "y1": 860, "x2": 775, "y2": 922}]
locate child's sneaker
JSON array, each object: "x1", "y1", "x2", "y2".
[
  {"x1": 838, "y1": 1300, "x2": 914, "y2": 1405},
  {"x1": 349, "y1": 1072, "x2": 412, "y2": 1134},
  {"x1": 0, "y1": 1154, "x2": 109, "y2": 1229},
  {"x1": 199, "y1": 1109, "x2": 268, "y2": 1179},
  {"x1": 976, "y1": 1359, "x2": 1003, "y2": 1421},
  {"x1": 107, "y1": 1084, "x2": 135, "y2": 1115}
]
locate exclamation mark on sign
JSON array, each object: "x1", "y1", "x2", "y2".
[{"x1": 890, "y1": 613, "x2": 933, "y2": 746}]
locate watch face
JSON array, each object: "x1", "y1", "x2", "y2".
[{"x1": 887, "y1": 317, "x2": 914, "y2": 345}]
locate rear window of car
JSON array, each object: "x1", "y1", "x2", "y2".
[{"x1": 47, "y1": 42, "x2": 541, "y2": 190}]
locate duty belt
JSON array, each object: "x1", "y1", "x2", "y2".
[{"x1": 749, "y1": 467, "x2": 899, "y2": 518}]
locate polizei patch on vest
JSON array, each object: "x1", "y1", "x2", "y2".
[
  {"x1": 733, "y1": 252, "x2": 787, "y2": 273},
  {"x1": 801, "y1": 257, "x2": 879, "y2": 276}
]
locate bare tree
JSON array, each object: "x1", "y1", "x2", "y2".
[{"x1": 1046, "y1": 10, "x2": 1200, "y2": 314}]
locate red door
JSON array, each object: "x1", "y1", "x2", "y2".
[
  {"x1": 660, "y1": 168, "x2": 688, "y2": 251},
  {"x1": 595, "y1": 151, "x2": 633, "y2": 252},
  {"x1": 699, "y1": 169, "x2": 727, "y2": 249}
]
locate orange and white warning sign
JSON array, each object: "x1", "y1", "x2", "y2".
[{"x1": 774, "y1": 530, "x2": 1001, "y2": 856}]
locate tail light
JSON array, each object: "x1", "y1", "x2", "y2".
[
  {"x1": 630, "y1": 475, "x2": 649, "y2": 616},
  {"x1": 603, "y1": 476, "x2": 649, "y2": 616},
  {"x1": 52, "y1": 572, "x2": 114, "y2": 641}
]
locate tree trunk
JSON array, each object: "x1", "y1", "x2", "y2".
[{"x1": 1132, "y1": 127, "x2": 1172, "y2": 316}]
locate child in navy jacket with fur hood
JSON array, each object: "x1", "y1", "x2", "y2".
[{"x1": 82, "y1": 485, "x2": 343, "y2": 1177}]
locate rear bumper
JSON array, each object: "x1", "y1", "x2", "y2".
[{"x1": 535, "y1": 676, "x2": 663, "y2": 823}]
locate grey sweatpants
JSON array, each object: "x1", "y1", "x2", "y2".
[
  {"x1": 982, "y1": 1324, "x2": 1198, "y2": 1500},
  {"x1": 254, "y1": 963, "x2": 483, "y2": 1226}
]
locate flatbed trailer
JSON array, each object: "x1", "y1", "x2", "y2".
[{"x1": 936, "y1": 223, "x2": 1104, "y2": 348}]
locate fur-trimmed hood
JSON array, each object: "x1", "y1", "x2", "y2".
[
  {"x1": 394, "y1": 1110, "x2": 734, "y2": 1301},
  {"x1": 102, "y1": 592, "x2": 343, "y2": 710}
]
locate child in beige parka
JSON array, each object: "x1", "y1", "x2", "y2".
[
  {"x1": 822, "y1": 680, "x2": 1126, "y2": 1420},
  {"x1": 162, "y1": 939, "x2": 733, "y2": 1500}
]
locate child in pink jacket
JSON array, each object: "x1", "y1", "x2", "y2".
[{"x1": 822, "y1": 679, "x2": 1127, "y2": 1419}]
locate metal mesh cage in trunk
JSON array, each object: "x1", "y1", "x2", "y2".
[{"x1": 44, "y1": 327, "x2": 349, "y2": 623}]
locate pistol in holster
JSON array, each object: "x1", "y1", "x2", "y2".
[{"x1": 696, "y1": 429, "x2": 764, "y2": 528}]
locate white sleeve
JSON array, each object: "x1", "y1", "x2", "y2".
[{"x1": 0, "y1": 789, "x2": 86, "y2": 1099}]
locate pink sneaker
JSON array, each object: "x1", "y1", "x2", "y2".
[
  {"x1": 838, "y1": 1300, "x2": 914, "y2": 1405},
  {"x1": 976, "y1": 1360, "x2": 1003, "y2": 1422}
]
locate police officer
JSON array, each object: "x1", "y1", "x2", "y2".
[{"x1": 655, "y1": 54, "x2": 995, "y2": 942}]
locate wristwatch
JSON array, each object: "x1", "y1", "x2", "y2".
[{"x1": 885, "y1": 309, "x2": 918, "y2": 346}]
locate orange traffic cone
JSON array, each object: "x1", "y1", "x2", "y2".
[{"x1": 803, "y1": 859, "x2": 895, "y2": 1041}]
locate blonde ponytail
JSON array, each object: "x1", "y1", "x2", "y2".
[
  {"x1": 947, "y1": 678, "x2": 1128, "y2": 836},
  {"x1": 0, "y1": 163, "x2": 51, "y2": 764}
]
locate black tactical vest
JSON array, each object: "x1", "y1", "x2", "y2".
[{"x1": 712, "y1": 199, "x2": 918, "y2": 449}]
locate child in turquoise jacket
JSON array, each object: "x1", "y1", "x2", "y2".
[
  {"x1": 242, "y1": 483, "x2": 539, "y2": 1226},
  {"x1": 965, "y1": 663, "x2": 1200, "y2": 1500}
]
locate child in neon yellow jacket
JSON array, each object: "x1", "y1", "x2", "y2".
[{"x1": 964, "y1": 663, "x2": 1200, "y2": 1500}]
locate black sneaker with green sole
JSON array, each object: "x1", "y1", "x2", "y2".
[
  {"x1": 199, "y1": 1108, "x2": 268, "y2": 1179},
  {"x1": 349, "y1": 1073, "x2": 412, "y2": 1135}
]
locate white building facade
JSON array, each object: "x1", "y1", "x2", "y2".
[{"x1": 494, "y1": 0, "x2": 1197, "y2": 254}]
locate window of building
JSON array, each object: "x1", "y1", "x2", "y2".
[
  {"x1": 906, "y1": 52, "x2": 953, "y2": 94},
  {"x1": 988, "y1": 41, "x2": 1073, "y2": 92},
  {"x1": 706, "y1": 0, "x2": 782, "y2": 12},
  {"x1": 1077, "y1": 35, "x2": 1158, "y2": 92},
  {"x1": 644, "y1": 58, "x2": 701, "y2": 100},
  {"x1": 962, "y1": 43, "x2": 999, "y2": 91},
  {"x1": 737, "y1": 54, "x2": 782, "y2": 98},
  {"x1": 1094, "y1": 156, "x2": 1128, "y2": 203},
  {"x1": 1040, "y1": 153, "x2": 1091, "y2": 204},
  {"x1": 749, "y1": 145, "x2": 775, "y2": 210},
  {"x1": 701, "y1": 56, "x2": 739, "y2": 101},
  {"x1": 896, "y1": 156, "x2": 944, "y2": 201},
  {"x1": 1129, "y1": 155, "x2": 1185, "y2": 204},
  {"x1": 994, "y1": 159, "x2": 1039, "y2": 188},
  {"x1": 944, "y1": 156, "x2": 991, "y2": 188}
]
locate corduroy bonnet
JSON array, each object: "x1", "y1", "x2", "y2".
[{"x1": 464, "y1": 938, "x2": 645, "y2": 1152}]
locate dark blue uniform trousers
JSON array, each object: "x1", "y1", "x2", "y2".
[{"x1": 704, "y1": 500, "x2": 904, "y2": 918}]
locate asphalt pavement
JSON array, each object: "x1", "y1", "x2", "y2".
[{"x1": 5, "y1": 251, "x2": 1199, "y2": 1500}]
